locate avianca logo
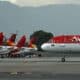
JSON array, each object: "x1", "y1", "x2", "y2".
[{"x1": 72, "y1": 36, "x2": 80, "y2": 42}]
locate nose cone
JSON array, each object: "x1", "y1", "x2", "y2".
[
  {"x1": 41, "y1": 43, "x2": 49, "y2": 51},
  {"x1": 41, "y1": 44, "x2": 46, "y2": 50}
]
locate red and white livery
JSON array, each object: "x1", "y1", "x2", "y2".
[{"x1": 41, "y1": 35, "x2": 80, "y2": 52}]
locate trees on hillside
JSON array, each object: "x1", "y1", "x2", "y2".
[{"x1": 30, "y1": 30, "x2": 53, "y2": 51}]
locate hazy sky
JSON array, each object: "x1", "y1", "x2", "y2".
[
  {"x1": 1, "y1": 0, "x2": 80, "y2": 7},
  {"x1": 0, "y1": 0, "x2": 80, "y2": 37}
]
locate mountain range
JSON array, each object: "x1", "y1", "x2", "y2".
[{"x1": 0, "y1": 1, "x2": 80, "y2": 36}]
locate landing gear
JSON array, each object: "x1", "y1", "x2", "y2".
[
  {"x1": 0, "y1": 55, "x2": 4, "y2": 58},
  {"x1": 38, "y1": 53, "x2": 42, "y2": 57},
  {"x1": 61, "y1": 56, "x2": 66, "y2": 62},
  {"x1": 0, "y1": 54, "x2": 8, "y2": 58}
]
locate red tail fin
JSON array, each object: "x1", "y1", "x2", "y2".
[
  {"x1": 8, "y1": 34, "x2": 17, "y2": 42},
  {"x1": 0, "y1": 32, "x2": 4, "y2": 45},
  {"x1": 17, "y1": 35, "x2": 26, "y2": 48},
  {"x1": 7, "y1": 34, "x2": 17, "y2": 46},
  {"x1": 28, "y1": 37, "x2": 37, "y2": 48}
]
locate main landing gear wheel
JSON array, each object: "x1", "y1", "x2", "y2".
[
  {"x1": 61, "y1": 57, "x2": 65, "y2": 62},
  {"x1": 38, "y1": 54, "x2": 42, "y2": 57}
]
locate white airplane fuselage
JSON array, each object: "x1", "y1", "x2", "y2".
[
  {"x1": 16, "y1": 47, "x2": 37, "y2": 53},
  {"x1": 41, "y1": 43, "x2": 80, "y2": 53}
]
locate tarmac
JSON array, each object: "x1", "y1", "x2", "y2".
[{"x1": 0, "y1": 57, "x2": 80, "y2": 73}]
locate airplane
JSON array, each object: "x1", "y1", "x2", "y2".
[
  {"x1": 0, "y1": 32, "x2": 38, "y2": 58},
  {"x1": 8, "y1": 35, "x2": 37, "y2": 57},
  {"x1": 0, "y1": 33, "x2": 17, "y2": 57},
  {"x1": 41, "y1": 35, "x2": 80, "y2": 61},
  {"x1": 0, "y1": 33, "x2": 37, "y2": 57}
]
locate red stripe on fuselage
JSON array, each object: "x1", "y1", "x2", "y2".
[{"x1": 51, "y1": 35, "x2": 80, "y2": 43}]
